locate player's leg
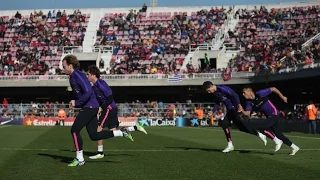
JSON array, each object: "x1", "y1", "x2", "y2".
[
  {"x1": 127, "y1": 122, "x2": 148, "y2": 134},
  {"x1": 68, "y1": 109, "x2": 93, "y2": 167},
  {"x1": 219, "y1": 115, "x2": 234, "y2": 153},
  {"x1": 308, "y1": 120, "x2": 312, "y2": 134},
  {"x1": 312, "y1": 120, "x2": 317, "y2": 134},
  {"x1": 228, "y1": 110, "x2": 268, "y2": 145},
  {"x1": 119, "y1": 108, "x2": 147, "y2": 134},
  {"x1": 85, "y1": 108, "x2": 134, "y2": 142},
  {"x1": 260, "y1": 128, "x2": 283, "y2": 151},
  {"x1": 90, "y1": 108, "x2": 120, "y2": 159},
  {"x1": 269, "y1": 116, "x2": 300, "y2": 155},
  {"x1": 230, "y1": 110, "x2": 258, "y2": 136},
  {"x1": 258, "y1": 117, "x2": 283, "y2": 147},
  {"x1": 89, "y1": 108, "x2": 109, "y2": 159}
]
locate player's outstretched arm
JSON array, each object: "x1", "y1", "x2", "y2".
[
  {"x1": 211, "y1": 103, "x2": 220, "y2": 113},
  {"x1": 238, "y1": 105, "x2": 251, "y2": 117},
  {"x1": 270, "y1": 87, "x2": 287, "y2": 103},
  {"x1": 238, "y1": 101, "x2": 252, "y2": 117}
]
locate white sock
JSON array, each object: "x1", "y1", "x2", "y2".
[
  {"x1": 273, "y1": 137, "x2": 281, "y2": 142},
  {"x1": 113, "y1": 130, "x2": 123, "y2": 137},
  {"x1": 228, "y1": 141, "x2": 233, "y2": 146},
  {"x1": 98, "y1": 145, "x2": 103, "y2": 152},
  {"x1": 291, "y1": 143, "x2": 298, "y2": 149},
  {"x1": 76, "y1": 150, "x2": 84, "y2": 161},
  {"x1": 258, "y1": 132, "x2": 265, "y2": 138},
  {"x1": 128, "y1": 126, "x2": 135, "y2": 132}
]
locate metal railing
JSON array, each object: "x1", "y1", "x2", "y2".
[
  {"x1": 94, "y1": 45, "x2": 113, "y2": 54},
  {"x1": 0, "y1": 72, "x2": 256, "y2": 81},
  {"x1": 0, "y1": 103, "x2": 216, "y2": 118},
  {"x1": 278, "y1": 62, "x2": 320, "y2": 73},
  {"x1": 302, "y1": 32, "x2": 320, "y2": 49},
  {"x1": 62, "y1": 46, "x2": 83, "y2": 54}
]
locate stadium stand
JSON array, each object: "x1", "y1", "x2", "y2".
[
  {"x1": 2, "y1": 101, "x2": 316, "y2": 119},
  {"x1": 0, "y1": 101, "x2": 215, "y2": 119},
  {"x1": 95, "y1": 6, "x2": 231, "y2": 74},
  {"x1": 225, "y1": 5, "x2": 320, "y2": 73},
  {"x1": 0, "y1": 9, "x2": 89, "y2": 76},
  {"x1": 1, "y1": 2, "x2": 320, "y2": 77}
]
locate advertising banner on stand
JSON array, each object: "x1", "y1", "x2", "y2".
[
  {"x1": 119, "y1": 117, "x2": 137, "y2": 126},
  {"x1": 23, "y1": 117, "x2": 75, "y2": 126},
  {"x1": 137, "y1": 118, "x2": 176, "y2": 126},
  {"x1": 0, "y1": 117, "x2": 23, "y2": 126},
  {"x1": 23, "y1": 117, "x2": 138, "y2": 127}
]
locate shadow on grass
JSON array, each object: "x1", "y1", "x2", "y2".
[
  {"x1": 165, "y1": 147, "x2": 274, "y2": 155},
  {"x1": 37, "y1": 153, "x2": 121, "y2": 164}
]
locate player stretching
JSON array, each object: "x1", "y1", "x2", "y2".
[
  {"x1": 62, "y1": 55, "x2": 134, "y2": 167},
  {"x1": 203, "y1": 81, "x2": 274, "y2": 153},
  {"x1": 239, "y1": 86, "x2": 300, "y2": 155},
  {"x1": 86, "y1": 65, "x2": 147, "y2": 159}
]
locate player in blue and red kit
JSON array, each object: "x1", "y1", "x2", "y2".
[
  {"x1": 62, "y1": 55, "x2": 134, "y2": 167},
  {"x1": 86, "y1": 65, "x2": 147, "y2": 159},
  {"x1": 239, "y1": 86, "x2": 300, "y2": 155},
  {"x1": 203, "y1": 81, "x2": 277, "y2": 153}
]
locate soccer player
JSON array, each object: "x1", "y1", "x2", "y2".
[
  {"x1": 86, "y1": 65, "x2": 147, "y2": 159},
  {"x1": 239, "y1": 86, "x2": 300, "y2": 155},
  {"x1": 62, "y1": 55, "x2": 134, "y2": 167},
  {"x1": 203, "y1": 81, "x2": 274, "y2": 153}
]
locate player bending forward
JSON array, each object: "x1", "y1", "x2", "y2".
[
  {"x1": 87, "y1": 65, "x2": 147, "y2": 159},
  {"x1": 63, "y1": 55, "x2": 134, "y2": 167},
  {"x1": 203, "y1": 81, "x2": 278, "y2": 153},
  {"x1": 239, "y1": 86, "x2": 300, "y2": 155}
]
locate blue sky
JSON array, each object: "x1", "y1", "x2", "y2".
[{"x1": 0, "y1": 0, "x2": 308, "y2": 10}]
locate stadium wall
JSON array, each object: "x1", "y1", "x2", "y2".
[
  {"x1": 2, "y1": 116, "x2": 320, "y2": 134},
  {"x1": 0, "y1": 64, "x2": 319, "y2": 87}
]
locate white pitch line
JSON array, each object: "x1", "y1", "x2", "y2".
[
  {"x1": 183, "y1": 127, "x2": 320, "y2": 140},
  {"x1": 0, "y1": 125, "x2": 12, "y2": 129},
  {"x1": 0, "y1": 147, "x2": 319, "y2": 152},
  {"x1": 285, "y1": 135, "x2": 320, "y2": 140}
]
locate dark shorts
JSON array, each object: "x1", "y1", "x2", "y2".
[
  {"x1": 98, "y1": 107, "x2": 119, "y2": 129},
  {"x1": 219, "y1": 109, "x2": 241, "y2": 126},
  {"x1": 261, "y1": 115, "x2": 281, "y2": 129}
]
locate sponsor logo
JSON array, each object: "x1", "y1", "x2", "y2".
[
  {"x1": 138, "y1": 118, "x2": 176, "y2": 126},
  {"x1": 0, "y1": 117, "x2": 23, "y2": 125},
  {"x1": 138, "y1": 119, "x2": 149, "y2": 126},
  {"x1": 24, "y1": 118, "x2": 75, "y2": 126},
  {"x1": 0, "y1": 119, "x2": 14, "y2": 125},
  {"x1": 200, "y1": 120, "x2": 208, "y2": 126},
  {"x1": 190, "y1": 118, "x2": 209, "y2": 127},
  {"x1": 118, "y1": 117, "x2": 137, "y2": 127},
  {"x1": 190, "y1": 118, "x2": 199, "y2": 126}
]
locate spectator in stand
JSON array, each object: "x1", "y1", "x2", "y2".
[
  {"x1": 306, "y1": 100, "x2": 318, "y2": 134},
  {"x1": 3, "y1": 98, "x2": 8, "y2": 109},
  {"x1": 0, "y1": 9, "x2": 88, "y2": 76},
  {"x1": 95, "y1": 7, "x2": 229, "y2": 74},
  {"x1": 226, "y1": 5, "x2": 320, "y2": 73}
]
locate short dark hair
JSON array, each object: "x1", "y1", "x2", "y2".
[
  {"x1": 63, "y1": 55, "x2": 80, "y2": 69},
  {"x1": 87, "y1": 65, "x2": 100, "y2": 78},
  {"x1": 309, "y1": 100, "x2": 313, "y2": 104},
  {"x1": 242, "y1": 85, "x2": 253, "y2": 91},
  {"x1": 202, "y1": 81, "x2": 213, "y2": 90}
]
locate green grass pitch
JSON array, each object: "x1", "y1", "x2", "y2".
[{"x1": 0, "y1": 125, "x2": 320, "y2": 180}]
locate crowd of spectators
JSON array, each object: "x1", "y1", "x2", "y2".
[
  {"x1": 0, "y1": 9, "x2": 88, "y2": 76},
  {"x1": 1, "y1": 5, "x2": 320, "y2": 76},
  {"x1": 96, "y1": 5, "x2": 230, "y2": 74},
  {"x1": 225, "y1": 5, "x2": 320, "y2": 73},
  {"x1": 0, "y1": 98, "x2": 220, "y2": 119},
  {"x1": 2, "y1": 98, "x2": 317, "y2": 122}
]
